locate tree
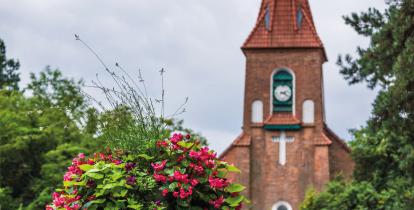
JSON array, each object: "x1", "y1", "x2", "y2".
[
  {"x1": 302, "y1": 0, "x2": 414, "y2": 209},
  {"x1": 0, "y1": 68, "x2": 95, "y2": 208},
  {"x1": 0, "y1": 38, "x2": 20, "y2": 90}
]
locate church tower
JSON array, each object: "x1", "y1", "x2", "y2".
[{"x1": 220, "y1": 1, "x2": 354, "y2": 209}]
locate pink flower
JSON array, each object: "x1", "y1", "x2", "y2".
[
  {"x1": 190, "y1": 179, "x2": 199, "y2": 186},
  {"x1": 162, "y1": 189, "x2": 169, "y2": 197},
  {"x1": 151, "y1": 160, "x2": 167, "y2": 172},
  {"x1": 63, "y1": 172, "x2": 74, "y2": 181},
  {"x1": 112, "y1": 159, "x2": 122, "y2": 165},
  {"x1": 193, "y1": 165, "x2": 204, "y2": 174},
  {"x1": 153, "y1": 173, "x2": 167, "y2": 183},
  {"x1": 78, "y1": 153, "x2": 85, "y2": 159},
  {"x1": 179, "y1": 187, "x2": 193, "y2": 199},
  {"x1": 189, "y1": 151, "x2": 200, "y2": 159},
  {"x1": 204, "y1": 159, "x2": 215, "y2": 168},
  {"x1": 87, "y1": 159, "x2": 95, "y2": 165},
  {"x1": 157, "y1": 140, "x2": 169, "y2": 147},
  {"x1": 72, "y1": 203, "x2": 80, "y2": 210},
  {"x1": 208, "y1": 177, "x2": 228, "y2": 189},
  {"x1": 173, "y1": 191, "x2": 179, "y2": 198},
  {"x1": 170, "y1": 133, "x2": 183, "y2": 144},
  {"x1": 173, "y1": 171, "x2": 189, "y2": 183},
  {"x1": 209, "y1": 196, "x2": 224, "y2": 209}
]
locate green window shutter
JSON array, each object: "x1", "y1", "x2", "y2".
[{"x1": 273, "y1": 70, "x2": 293, "y2": 112}]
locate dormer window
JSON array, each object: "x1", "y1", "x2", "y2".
[
  {"x1": 265, "y1": 5, "x2": 271, "y2": 31},
  {"x1": 296, "y1": 6, "x2": 303, "y2": 29}
]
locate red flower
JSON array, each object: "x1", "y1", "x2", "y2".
[
  {"x1": 172, "y1": 191, "x2": 179, "y2": 198},
  {"x1": 157, "y1": 140, "x2": 168, "y2": 148},
  {"x1": 176, "y1": 155, "x2": 185, "y2": 162},
  {"x1": 208, "y1": 177, "x2": 228, "y2": 189},
  {"x1": 170, "y1": 133, "x2": 183, "y2": 144},
  {"x1": 162, "y1": 189, "x2": 169, "y2": 197},
  {"x1": 209, "y1": 196, "x2": 224, "y2": 209},
  {"x1": 193, "y1": 165, "x2": 204, "y2": 174},
  {"x1": 173, "y1": 171, "x2": 189, "y2": 183},
  {"x1": 204, "y1": 159, "x2": 215, "y2": 168},
  {"x1": 112, "y1": 159, "x2": 122, "y2": 165},
  {"x1": 190, "y1": 178, "x2": 199, "y2": 186},
  {"x1": 153, "y1": 173, "x2": 167, "y2": 183},
  {"x1": 189, "y1": 151, "x2": 200, "y2": 159},
  {"x1": 179, "y1": 186, "x2": 193, "y2": 199},
  {"x1": 151, "y1": 160, "x2": 167, "y2": 172},
  {"x1": 87, "y1": 159, "x2": 95, "y2": 165}
]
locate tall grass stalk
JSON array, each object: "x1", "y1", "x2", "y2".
[{"x1": 74, "y1": 34, "x2": 187, "y2": 154}]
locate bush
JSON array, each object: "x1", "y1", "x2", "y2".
[{"x1": 46, "y1": 134, "x2": 248, "y2": 210}]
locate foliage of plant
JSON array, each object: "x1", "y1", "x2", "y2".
[
  {"x1": 302, "y1": 0, "x2": 414, "y2": 209},
  {"x1": 46, "y1": 133, "x2": 247, "y2": 210},
  {"x1": 0, "y1": 38, "x2": 20, "y2": 90}
]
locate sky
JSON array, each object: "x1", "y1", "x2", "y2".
[{"x1": 0, "y1": 0, "x2": 387, "y2": 154}]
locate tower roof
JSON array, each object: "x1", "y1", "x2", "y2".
[{"x1": 242, "y1": 0, "x2": 325, "y2": 51}]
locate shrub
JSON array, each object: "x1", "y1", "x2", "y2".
[{"x1": 46, "y1": 134, "x2": 248, "y2": 210}]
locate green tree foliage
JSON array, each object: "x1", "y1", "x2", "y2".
[
  {"x1": 302, "y1": 0, "x2": 414, "y2": 209},
  {"x1": 0, "y1": 68, "x2": 97, "y2": 208},
  {"x1": 0, "y1": 38, "x2": 20, "y2": 90}
]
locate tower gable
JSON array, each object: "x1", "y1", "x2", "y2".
[{"x1": 243, "y1": 0, "x2": 327, "y2": 61}]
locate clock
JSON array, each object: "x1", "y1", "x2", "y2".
[{"x1": 274, "y1": 85, "x2": 292, "y2": 102}]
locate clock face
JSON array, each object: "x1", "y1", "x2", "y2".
[{"x1": 274, "y1": 85, "x2": 292, "y2": 102}]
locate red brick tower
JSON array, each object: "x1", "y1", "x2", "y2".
[{"x1": 220, "y1": 1, "x2": 354, "y2": 209}]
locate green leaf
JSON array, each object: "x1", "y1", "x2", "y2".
[
  {"x1": 226, "y1": 164, "x2": 241, "y2": 173},
  {"x1": 63, "y1": 181, "x2": 74, "y2": 187},
  {"x1": 137, "y1": 154, "x2": 153, "y2": 160},
  {"x1": 225, "y1": 183, "x2": 246, "y2": 193},
  {"x1": 127, "y1": 204, "x2": 143, "y2": 210},
  {"x1": 168, "y1": 182, "x2": 178, "y2": 191},
  {"x1": 177, "y1": 141, "x2": 194, "y2": 149},
  {"x1": 91, "y1": 199, "x2": 106, "y2": 204},
  {"x1": 86, "y1": 172, "x2": 104, "y2": 179},
  {"x1": 79, "y1": 164, "x2": 94, "y2": 171},
  {"x1": 225, "y1": 195, "x2": 244, "y2": 207},
  {"x1": 217, "y1": 169, "x2": 227, "y2": 178}
]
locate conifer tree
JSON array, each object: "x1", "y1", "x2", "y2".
[
  {"x1": 302, "y1": 0, "x2": 414, "y2": 209},
  {"x1": 0, "y1": 39, "x2": 20, "y2": 90}
]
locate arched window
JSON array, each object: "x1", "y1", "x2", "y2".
[
  {"x1": 272, "y1": 201, "x2": 292, "y2": 210},
  {"x1": 273, "y1": 70, "x2": 294, "y2": 112},
  {"x1": 303, "y1": 100, "x2": 315, "y2": 124},
  {"x1": 251, "y1": 100, "x2": 263, "y2": 123}
]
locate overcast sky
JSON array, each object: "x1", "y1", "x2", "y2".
[{"x1": 0, "y1": 0, "x2": 387, "y2": 153}]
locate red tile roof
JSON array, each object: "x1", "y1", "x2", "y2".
[
  {"x1": 314, "y1": 133, "x2": 332, "y2": 146},
  {"x1": 264, "y1": 113, "x2": 301, "y2": 125},
  {"x1": 219, "y1": 132, "x2": 251, "y2": 159},
  {"x1": 243, "y1": 0, "x2": 325, "y2": 51}
]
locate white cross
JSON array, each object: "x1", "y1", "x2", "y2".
[{"x1": 272, "y1": 131, "x2": 295, "y2": 165}]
